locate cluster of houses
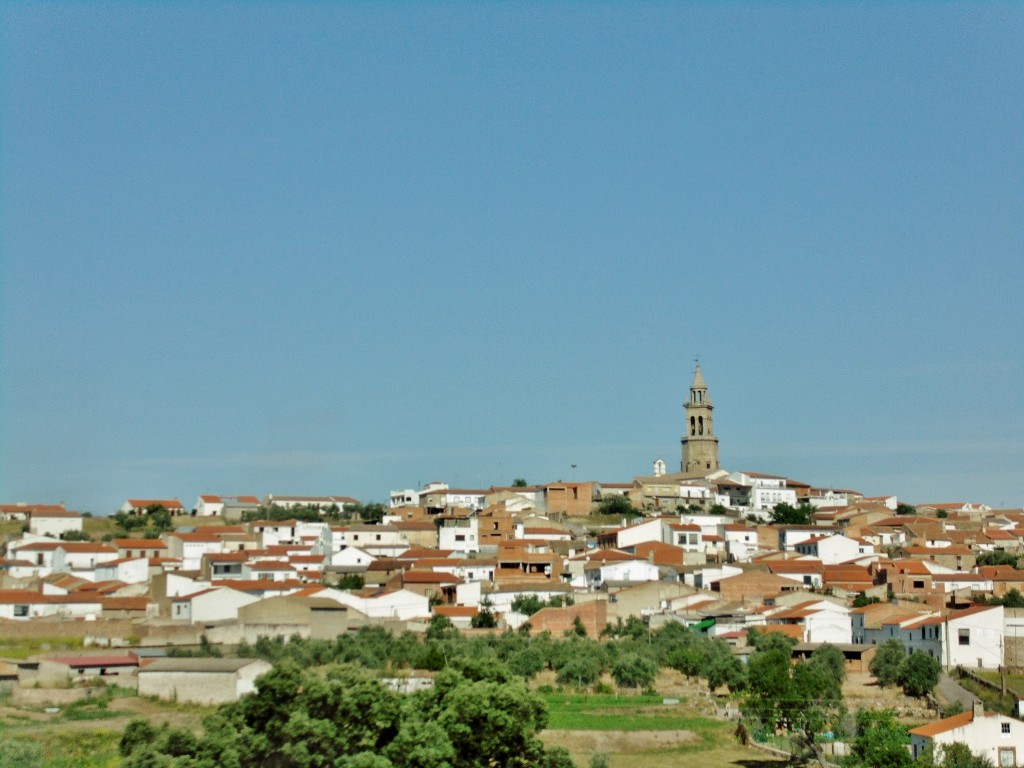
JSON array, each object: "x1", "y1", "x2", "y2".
[{"x1": 2, "y1": 478, "x2": 1023, "y2": 762}]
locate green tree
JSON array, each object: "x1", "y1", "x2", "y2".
[
  {"x1": 896, "y1": 503, "x2": 917, "y2": 516},
  {"x1": 705, "y1": 640, "x2": 746, "y2": 693},
  {"x1": 977, "y1": 550, "x2": 1019, "y2": 568},
  {"x1": 989, "y1": 588, "x2": 1024, "y2": 607},
  {"x1": 512, "y1": 478, "x2": 529, "y2": 488},
  {"x1": 61, "y1": 529, "x2": 93, "y2": 542},
  {"x1": 769, "y1": 502, "x2": 814, "y2": 525},
  {"x1": 344, "y1": 502, "x2": 387, "y2": 524},
  {"x1": 852, "y1": 593, "x2": 881, "y2": 608},
  {"x1": 806, "y1": 644, "x2": 846, "y2": 687},
  {"x1": 556, "y1": 655, "x2": 602, "y2": 687},
  {"x1": 847, "y1": 709, "x2": 912, "y2": 768},
  {"x1": 120, "y1": 718, "x2": 157, "y2": 757},
  {"x1": 470, "y1": 599, "x2": 498, "y2": 629},
  {"x1": 335, "y1": 573, "x2": 366, "y2": 590},
  {"x1": 592, "y1": 496, "x2": 637, "y2": 517},
  {"x1": 511, "y1": 594, "x2": 545, "y2": 616},
  {"x1": 897, "y1": 650, "x2": 940, "y2": 698},
  {"x1": 610, "y1": 653, "x2": 657, "y2": 690},
  {"x1": 742, "y1": 637, "x2": 844, "y2": 759},
  {"x1": 869, "y1": 639, "x2": 907, "y2": 687},
  {"x1": 508, "y1": 646, "x2": 545, "y2": 680}
]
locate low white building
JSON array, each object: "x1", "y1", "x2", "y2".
[
  {"x1": 910, "y1": 702, "x2": 1024, "y2": 767},
  {"x1": 139, "y1": 658, "x2": 273, "y2": 705},
  {"x1": 794, "y1": 534, "x2": 871, "y2": 565},
  {"x1": 29, "y1": 508, "x2": 83, "y2": 538},
  {"x1": 585, "y1": 558, "x2": 660, "y2": 589},
  {"x1": 194, "y1": 495, "x2": 262, "y2": 517},
  {"x1": 171, "y1": 586, "x2": 261, "y2": 623},
  {"x1": 313, "y1": 586, "x2": 429, "y2": 621},
  {"x1": 94, "y1": 556, "x2": 150, "y2": 585}
]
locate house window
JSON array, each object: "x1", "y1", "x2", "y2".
[
  {"x1": 999, "y1": 747, "x2": 1015, "y2": 767},
  {"x1": 13, "y1": 604, "x2": 28, "y2": 617},
  {"x1": 1002, "y1": 723, "x2": 1011, "y2": 735},
  {"x1": 959, "y1": 628, "x2": 970, "y2": 646},
  {"x1": 913, "y1": 580, "x2": 925, "y2": 589}
]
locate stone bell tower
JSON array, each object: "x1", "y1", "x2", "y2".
[{"x1": 681, "y1": 363, "x2": 719, "y2": 473}]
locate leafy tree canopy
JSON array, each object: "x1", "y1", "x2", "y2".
[
  {"x1": 121, "y1": 663, "x2": 568, "y2": 768},
  {"x1": 769, "y1": 502, "x2": 815, "y2": 526},
  {"x1": 592, "y1": 495, "x2": 637, "y2": 518}
]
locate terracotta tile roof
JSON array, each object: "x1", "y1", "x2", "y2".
[
  {"x1": 127, "y1": 499, "x2": 184, "y2": 509},
  {"x1": 114, "y1": 539, "x2": 166, "y2": 549},
  {"x1": 45, "y1": 654, "x2": 138, "y2": 668},
  {"x1": 908, "y1": 710, "x2": 975, "y2": 737},
  {"x1": 434, "y1": 605, "x2": 478, "y2": 617},
  {"x1": 402, "y1": 570, "x2": 461, "y2": 584}
]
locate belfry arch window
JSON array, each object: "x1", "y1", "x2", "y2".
[
  {"x1": 690, "y1": 416, "x2": 696, "y2": 435},
  {"x1": 698, "y1": 416, "x2": 704, "y2": 435}
]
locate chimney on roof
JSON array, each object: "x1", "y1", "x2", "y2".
[{"x1": 973, "y1": 698, "x2": 984, "y2": 719}]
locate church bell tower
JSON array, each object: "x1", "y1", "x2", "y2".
[{"x1": 681, "y1": 363, "x2": 719, "y2": 473}]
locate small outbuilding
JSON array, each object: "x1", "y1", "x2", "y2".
[{"x1": 138, "y1": 657, "x2": 272, "y2": 705}]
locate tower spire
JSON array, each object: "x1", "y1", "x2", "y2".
[{"x1": 681, "y1": 362, "x2": 719, "y2": 473}]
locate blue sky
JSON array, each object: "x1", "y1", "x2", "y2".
[{"x1": 2, "y1": 3, "x2": 1021, "y2": 514}]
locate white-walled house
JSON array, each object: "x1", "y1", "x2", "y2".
[
  {"x1": 52, "y1": 543, "x2": 120, "y2": 578},
  {"x1": 163, "y1": 532, "x2": 227, "y2": 571},
  {"x1": 585, "y1": 558, "x2": 661, "y2": 589},
  {"x1": 330, "y1": 546, "x2": 375, "y2": 568},
  {"x1": 94, "y1": 557, "x2": 150, "y2": 585},
  {"x1": 194, "y1": 495, "x2": 261, "y2": 517},
  {"x1": 944, "y1": 604, "x2": 1004, "y2": 669},
  {"x1": 731, "y1": 473, "x2": 798, "y2": 511},
  {"x1": 339, "y1": 524, "x2": 408, "y2": 557},
  {"x1": 720, "y1": 524, "x2": 759, "y2": 562},
  {"x1": 778, "y1": 526, "x2": 839, "y2": 551},
  {"x1": 766, "y1": 599, "x2": 852, "y2": 645},
  {"x1": 0, "y1": 590, "x2": 103, "y2": 620},
  {"x1": 29, "y1": 509, "x2": 83, "y2": 538},
  {"x1": 794, "y1": 534, "x2": 871, "y2": 565},
  {"x1": 171, "y1": 586, "x2": 261, "y2": 623},
  {"x1": 910, "y1": 702, "x2": 1024, "y2": 766},
  {"x1": 312, "y1": 586, "x2": 429, "y2": 621},
  {"x1": 438, "y1": 516, "x2": 480, "y2": 554},
  {"x1": 119, "y1": 498, "x2": 187, "y2": 516}
]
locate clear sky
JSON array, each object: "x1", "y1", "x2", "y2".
[{"x1": 2, "y1": 3, "x2": 1021, "y2": 514}]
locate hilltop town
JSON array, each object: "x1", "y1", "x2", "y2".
[{"x1": 2, "y1": 367, "x2": 1022, "y2": 765}]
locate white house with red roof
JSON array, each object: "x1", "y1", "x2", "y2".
[
  {"x1": 944, "y1": 604, "x2": 1004, "y2": 669},
  {"x1": 794, "y1": 533, "x2": 872, "y2": 565},
  {"x1": 119, "y1": 498, "x2": 187, "y2": 516},
  {"x1": 162, "y1": 531, "x2": 227, "y2": 571},
  {"x1": 194, "y1": 494, "x2": 261, "y2": 517},
  {"x1": 242, "y1": 560, "x2": 299, "y2": 582},
  {"x1": 910, "y1": 701, "x2": 1024, "y2": 766}
]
